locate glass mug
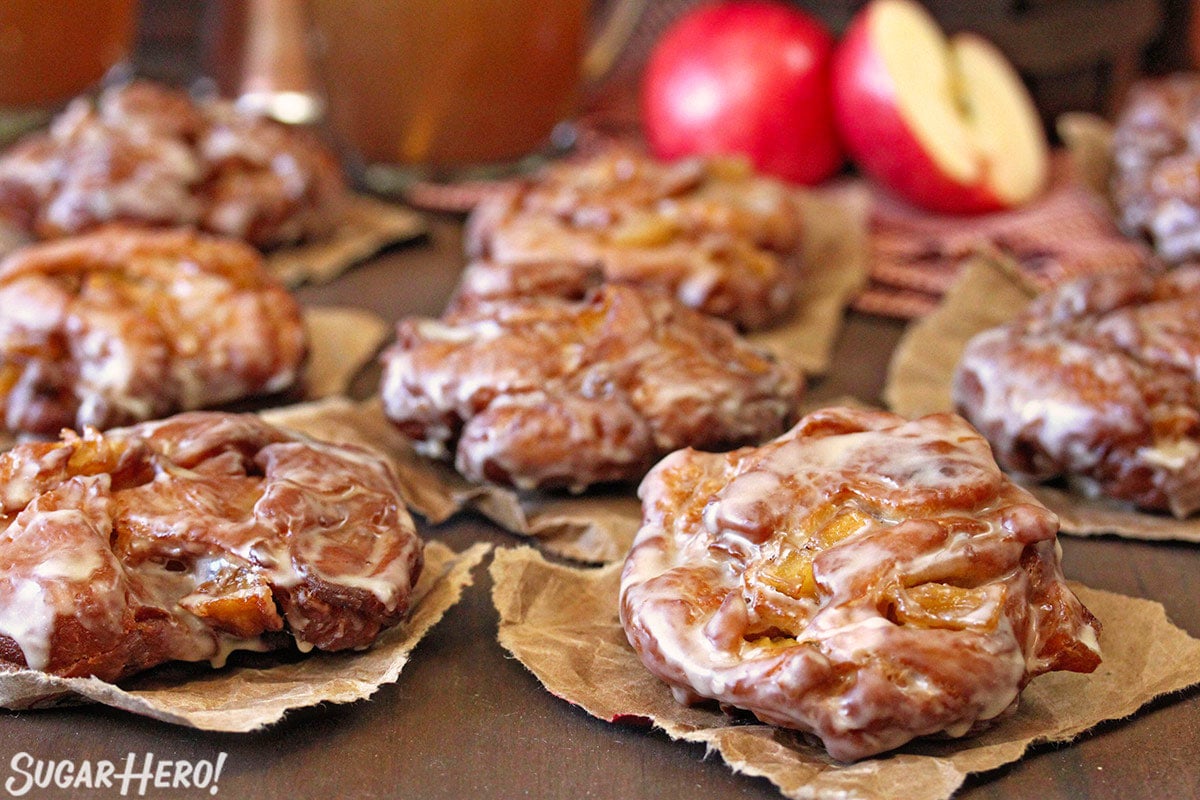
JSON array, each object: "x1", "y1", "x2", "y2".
[
  {"x1": 0, "y1": 0, "x2": 138, "y2": 140},
  {"x1": 304, "y1": 0, "x2": 644, "y2": 194}
]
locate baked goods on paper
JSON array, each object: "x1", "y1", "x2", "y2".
[
  {"x1": 380, "y1": 284, "x2": 803, "y2": 493},
  {"x1": 0, "y1": 410, "x2": 423, "y2": 683},
  {"x1": 0, "y1": 227, "x2": 307, "y2": 436},
  {"x1": 954, "y1": 267, "x2": 1200, "y2": 518},
  {"x1": 885, "y1": 255, "x2": 1200, "y2": 540},
  {"x1": 1111, "y1": 74, "x2": 1200, "y2": 263},
  {"x1": 619, "y1": 406, "x2": 1101, "y2": 761},
  {"x1": 0, "y1": 539, "x2": 486, "y2": 731},
  {"x1": 0, "y1": 81, "x2": 346, "y2": 250},
  {"x1": 463, "y1": 149, "x2": 803, "y2": 330},
  {"x1": 493, "y1": 546, "x2": 1200, "y2": 800}
]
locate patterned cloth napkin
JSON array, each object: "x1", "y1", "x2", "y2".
[{"x1": 853, "y1": 153, "x2": 1152, "y2": 318}]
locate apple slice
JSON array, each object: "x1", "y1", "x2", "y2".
[{"x1": 832, "y1": 0, "x2": 1048, "y2": 214}]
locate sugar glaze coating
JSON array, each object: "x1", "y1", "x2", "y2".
[
  {"x1": 464, "y1": 150, "x2": 802, "y2": 330},
  {"x1": 954, "y1": 267, "x2": 1200, "y2": 516},
  {"x1": 0, "y1": 226, "x2": 307, "y2": 436},
  {"x1": 0, "y1": 81, "x2": 346, "y2": 249},
  {"x1": 380, "y1": 284, "x2": 803, "y2": 492},
  {"x1": 1111, "y1": 74, "x2": 1200, "y2": 263},
  {"x1": 620, "y1": 407, "x2": 1100, "y2": 761},
  {"x1": 0, "y1": 412, "x2": 423, "y2": 682}
]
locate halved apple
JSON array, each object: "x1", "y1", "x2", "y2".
[{"x1": 832, "y1": 0, "x2": 1048, "y2": 214}]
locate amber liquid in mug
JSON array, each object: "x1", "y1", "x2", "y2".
[
  {"x1": 0, "y1": 0, "x2": 137, "y2": 108},
  {"x1": 307, "y1": 0, "x2": 589, "y2": 171}
]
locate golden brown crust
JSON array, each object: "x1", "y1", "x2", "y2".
[
  {"x1": 954, "y1": 267, "x2": 1200, "y2": 516},
  {"x1": 462, "y1": 150, "x2": 802, "y2": 330},
  {"x1": 0, "y1": 81, "x2": 347, "y2": 249},
  {"x1": 0, "y1": 226, "x2": 308, "y2": 436},
  {"x1": 620, "y1": 407, "x2": 1101, "y2": 762},
  {"x1": 0, "y1": 411, "x2": 423, "y2": 682},
  {"x1": 380, "y1": 284, "x2": 804, "y2": 492}
]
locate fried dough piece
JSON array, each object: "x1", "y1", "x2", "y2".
[
  {"x1": 446, "y1": 259, "x2": 602, "y2": 315},
  {"x1": 0, "y1": 226, "x2": 308, "y2": 436},
  {"x1": 380, "y1": 285, "x2": 803, "y2": 492},
  {"x1": 463, "y1": 150, "x2": 802, "y2": 330},
  {"x1": 620, "y1": 407, "x2": 1101, "y2": 762},
  {"x1": 0, "y1": 81, "x2": 346, "y2": 248},
  {"x1": 0, "y1": 411, "x2": 423, "y2": 681},
  {"x1": 954, "y1": 267, "x2": 1200, "y2": 516},
  {"x1": 1111, "y1": 74, "x2": 1200, "y2": 262}
]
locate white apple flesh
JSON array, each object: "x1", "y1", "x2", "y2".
[{"x1": 832, "y1": 0, "x2": 1048, "y2": 214}]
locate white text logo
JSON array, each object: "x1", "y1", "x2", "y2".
[{"x1": 5, "y1": 752, "x2": 228, "y2": 796}]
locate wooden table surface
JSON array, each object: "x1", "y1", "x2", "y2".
[{"x1": 1, "y1": 215, "x2": 1197, "y2": 800}]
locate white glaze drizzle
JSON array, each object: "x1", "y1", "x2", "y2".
[
  {"x1": 620, "y1": 408, "x2": 1101, "y2": 762},
  {"x1": 0, "y1": 412, "x2": 422, "y2": 678}
]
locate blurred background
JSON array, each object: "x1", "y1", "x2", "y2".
[{"x1": 133, "y1": 0, "x2": 1191, "y2": 134}]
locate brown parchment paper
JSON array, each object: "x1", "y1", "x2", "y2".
[
  {"x1": 490, "y1": 545, "x2": 1200, "y2": 800},
  {"x1": 0, "y1": 540, "x2": 489, "y2": 731},
  {"x1": 265, "y1": 194, "x2": 426, "y2": 288},
  {"x1": 1056, "y1": 112, "x2": 1115, "y2": 201},
  {"x1": 750, "y1": 183, "x2": 872, "y2": 375},
  {"x1": 883, "y1": 254, "x2": 1200, "y2": 542},
  {"x1": 301, "y1": 306, "x2": 390, "y2": 399}
]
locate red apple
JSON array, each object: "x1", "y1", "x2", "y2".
[
  {"x1": 640, "y1": 1, "x2": 842, "y2": 186},
  {"x1": 831, "y1": 0, "x2": 1048, "y2": 214}
]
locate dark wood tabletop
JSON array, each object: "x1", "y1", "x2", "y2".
[{"x1": 1, "y1": 214, "x2": 1196, "y2": 800}]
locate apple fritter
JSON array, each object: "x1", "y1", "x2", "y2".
[
  {"x1": 463, "y1": 150, "x2": 802, "y2": 330},
  {"x1": 0, "y1": 81, "x2": 346, "y2": 249},
  {"x1": 0, "y1": 411, "x2": 423, "y2": 681},
  {"x1": 381, "y1": 284, "x2": 803, "y2": 492},
  {"x1": 620, "y1": 407, "x2": 1100, "y2": 761},
  {"x1": 0, "y1": 226, "x2": 307, "y2": 436},
  {"x1": 954, "y1": 267, "x2": 1200, "y2": 517}
]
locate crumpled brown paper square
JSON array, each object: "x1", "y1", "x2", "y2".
[
  {"x1": 0, "y1": 540, "x2": 489, "y2": 731},
  {"x1": 490, "y1": 545, "x2": 1200, "y2": 800},
  {"x1": 301, "y1": 306, "x2": 390, "y2": 399},
  {"x1": 1056, "y1": 112, "x2": 1115, "y2": 203},
  {"x1": 749, "y1": 183, "x2": 872, "y2": 375},
  {"x1": 884, "y1": 254, "x2": 1200, "y2": 542},
  {"x1": 264, "y1": 194, "x2": 425, "y2": 287}
]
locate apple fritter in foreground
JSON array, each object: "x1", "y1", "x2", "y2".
[
  {"x1": 620, "y1": 407, "x2": 1100, "y2": 762},
  {"x1": 0, "y1": 411, "x2": 423, "y2": 682}
]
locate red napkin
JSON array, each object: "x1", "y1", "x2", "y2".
[{"x1": 854, "y1": 153, "x2": 1152, "y2": 318}]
